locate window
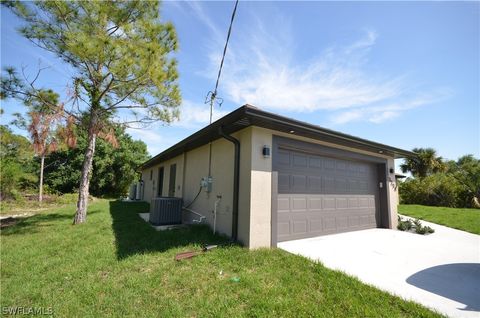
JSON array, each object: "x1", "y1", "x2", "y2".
[
  {"x1": 150, "y1": 169, "x2": 153, "y2": 180},
  {"x1": 157, "y1": 167, "x2": 164, "y2": 197}
]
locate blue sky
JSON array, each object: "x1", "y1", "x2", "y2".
[{"x1": 1, "y1": 1, "x2": 479, "y2": 170}]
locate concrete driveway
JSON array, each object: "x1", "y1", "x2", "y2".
[{"x1": 278, "y1": 219, "x2": 480, "y2": 318}]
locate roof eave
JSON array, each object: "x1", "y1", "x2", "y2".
[{"x1": 138, "y1": 105, "x2": 414, "y2": 170}]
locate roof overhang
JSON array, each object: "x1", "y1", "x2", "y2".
[{"x1": 139, "y1": 104, "x2": 415, "y2": 170}]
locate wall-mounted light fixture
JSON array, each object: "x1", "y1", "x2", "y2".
[
  {"x1": 389, "y1": 168, "x2": 394, "y2": 174},
  {"x1": 262, "y1": 145, "x2": 270, "y2": 158}
]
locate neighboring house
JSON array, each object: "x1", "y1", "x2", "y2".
[{"x1": 139, "y1": 105, "x2": 413, "y2": 249}]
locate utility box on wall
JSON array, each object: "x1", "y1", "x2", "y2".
[{"x1": 149, "y1": 197, "x2": 183, "y2": 225}]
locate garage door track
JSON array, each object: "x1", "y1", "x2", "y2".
[{"x1": 279, "y1": 220, "x2": 480, "y2": 318}]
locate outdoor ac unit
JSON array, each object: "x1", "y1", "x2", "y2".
[{"x1": 149, "y1": 197, "x2": 183, "y2": 225}]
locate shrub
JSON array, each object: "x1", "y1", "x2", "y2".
[
  {"x1": 397, "y1": 216, "x2": 434, "y2": 235},
  {"x1": 0, "y1": 160, "x2": 37, "y2": 200},
  {"x1": 56, "y1": 193, "x2": 80, "y2": 205},
  {"x1": 397, "y1": 216, "x2": 413, "y2": 231},
  {"x1": 399, "y1": 174, "x2": 463, "y2": 207}
]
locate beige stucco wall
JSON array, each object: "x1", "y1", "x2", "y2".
[
  {"x1": 387, "y1": 157, "x2": 399, "y2": 229},
  {"x1": 237, "y1": 128, "x2": 252, "y2": 246},
  {"x1": 141, "y1": 125, "x2": 399, "y2": 249},
  {"x1": 141, "y1": 128, "x2": 253, "y2": 243},
  {"x1": 248, "y1": 127, "x2": 273, "y2": 248},
  {"x1": 141, "y1": 154, "x2": 184, "y2": 213},
  {"x1": 182, "y1": 137, "x2": 234, "y2": 237}
]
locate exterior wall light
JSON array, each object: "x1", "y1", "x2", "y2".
[{"x1": 262, "y1": 145, "x2": 271, "y2": 158}]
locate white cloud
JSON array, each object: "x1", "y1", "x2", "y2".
[
  {"x1": 126, "y1": 128, "x2": 172, "y2": 156},
  {"x1": 345, "y1": 29, "x2": 378, "y2": 54},
  {"x1": 187, "y1": 4, "x2": 452, "y2": 123},
  {"x1": 330, "y1": 110, "x2": 364, "y2": 125},
  {"x1": 184, "y1": 1, "x2": 222, "y2": 40},
  {"x1": 173, "y1": 100, "x2": 229, "y2": 129},
  {"x1": 125, "y1": 99, "x2": 230, "y2": 156},
  {"x1": 369, "y1": 111, "x2": 400, "y2": 124},
  {"x1": 204, "y1": 23, "x2": 406, "y2": 113},
  {"x1": 329, "y1": 89, "x2": 454, "y2": 124}
]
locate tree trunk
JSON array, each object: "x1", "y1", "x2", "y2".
[
  {"x1": 73, "y1": 128, "x2": 97, "y2": 224},
  {"x1": 39, "y1": 154, "x2": 45, "y2": 202}
]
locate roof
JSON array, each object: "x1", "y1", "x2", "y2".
[{"x1": 139, "y1": 104, "x2": 415, "y2": 170}]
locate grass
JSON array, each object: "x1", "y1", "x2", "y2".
[
  {"x1": 399, "y1": 204, "x2": 480, "y2": 235},
  {"x1": 1, "y1": 200, "x2": 442, "y2": 317},
  {"x1": 0, "y1": 193, "x2": 80, "y2": 216}
]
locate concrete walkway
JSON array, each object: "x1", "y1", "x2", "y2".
[{"x1": 278, "y1": 220, "x2": 480, "y2": 318}]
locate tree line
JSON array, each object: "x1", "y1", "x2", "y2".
[
  {"x1": 0, "y1": 123, "x2": 149, "y2": 200},
  {"x1": 399, "y1": 148, "x2": 480, "y2": 208}
]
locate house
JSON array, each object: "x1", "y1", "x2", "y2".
[{"x1": 138, "y1": 105, "x2": 413, "y2": 248}]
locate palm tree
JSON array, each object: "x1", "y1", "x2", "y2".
[
  {"x1": 11, "y1": 90, "x2": 75, "y2": 202},
  {"x1": 28, "y1": 110, "x2": 62, "y2": 202},
  {"x1": 400, "y1": 147, "x2": 446, "y2": 178}
]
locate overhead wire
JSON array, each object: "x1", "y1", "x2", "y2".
[{"x1": 206, "y1": 0, "x2": 240, "y2": 177}]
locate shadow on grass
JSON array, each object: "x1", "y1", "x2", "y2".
[
  {"x1": 109, "y1": 201, "x2": 230, "y2": 260},
  {"x1": 0, "y1": 209, "x2": 102, "y2": 236}
]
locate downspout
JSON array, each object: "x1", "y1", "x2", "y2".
[{"x1": 219, "y1": 126, "x2": 240, "y2": 241}]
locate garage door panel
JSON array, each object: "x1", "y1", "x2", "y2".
[
  {"x1": 291, "y1": 197, "x2": 307, "y2": 211},
  {"x1": 293, "y1": 153, "x2": 308, "y2": 168},
  {"x1": 348, "y1": 198, "x2": 358, "y2": 208},
  {"x1": 336, "y1": 216, "x2": 349, "y2": 229},
  {"x1": 323, "y1": 197, "x2": 336, "y2": 209},
  {"x1": 308, "y1": 197, "x2": 322, "y2": 210},
  {"x1": 278, "y1": 173, "x2": 290, "y2": 193},
  {"x1": 307, "y1": 176, "x2": 322, "y2": 191},
  {"x1": 277, "y1": 193, "x2": 378, "y2": 241},
  {"x1": 292, "y1": 174, "x2": 307, "y2": 192},
  {"x1": 309, "y1": 157, "x2": 322, "y2": 168},
  {"x1": 278, "y1": 222, "x2": 290, "y2": 237},
  {"x1": 348, "y1": 215, "x2": 360, "y2": 227},
  {"x1": 277, "y1": 197, "x2": 290, "y2": 212},
  {"x1": 277, "y1": 150, "x2": 291, "y2": 166},
  {"x1": 293, "y1": 221, "x2": 307, "y2": 234},
  {"x1": 309, "y1": 218, "x2": 323, "y2": 232}
]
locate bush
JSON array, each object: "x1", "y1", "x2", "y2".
[
  {"x1": 0, "y1": 160, "x2": 37, "y2": 200},
  {"x1": 397, "y1": 216, "x2": 434, "y2": 235},
  {"x1": 399, "y1": 174, "x2": 463, "y2": 207},
  {"x1": 397, "y1": 216, "x2": 413, "y2": 231},
  {"x1": 56, "y1": 193, "x2": 79, "y2": 204}
]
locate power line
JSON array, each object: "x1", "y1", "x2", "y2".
[
  {"x1": 206, "y1": 0, "x2": 240, "y2": 178},
  {"x1": 206, "y1": 0, "x2": 239, "y2": 125}
]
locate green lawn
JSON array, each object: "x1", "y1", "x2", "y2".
[
  {"x1": 1, "y1": 201, "x2": 441, "y2": 317},
  {"x1": 399, "y1": 204, "x2": 480, "y2": 235},
  {"x1": 0, "y1": 193, "x2": 79, "y2": 216}
]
